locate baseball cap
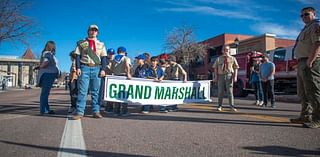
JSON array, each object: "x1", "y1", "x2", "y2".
[
  {"x1": 117, "y1": 46, "x2": 127, "y2": 53},
  {"x1": 107, "y1": 48, "x2": 115, "y2": 55},
  {"x1": 88, "y1": 24, "x2": 99, "y2": 30},
  {"x1": 159, "y1": 53, "x2": 169, "y2": 60},
  {"x1": 168, "y1": 55, "x2": 176, "y2": 62},
  {"x1": 135, "y1": 54, "x2": 146, "y2": 61}
]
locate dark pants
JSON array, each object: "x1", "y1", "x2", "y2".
[
  {"x1": 114, "y1": 102, "x2": 128, "y2": 115},
  {"x1": 69, "y1": 79, "x2": 78, "y2": 108},
  {"x1": 261, "y1": 80, "x2": 275, "y2": 107},
  {"x1": 298, "y1": 58, "x2": 320, "y2": 121},
  {"x1": 99, "y1": 77, "x2": 114, "y2": 112}
]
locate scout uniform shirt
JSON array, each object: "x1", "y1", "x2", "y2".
[
  {"x1": 213, "y1": 55, "x2": 239, "y2": 75},
  {"x1": 74, "y1": 39, "x2": 107, "y2": 65},
  {"x1": 111, "y1": 54, "x2": 131, "y2": 76},
  {"x1": 167, "y1": 63, "x2": 186, "y2": 80},
  {"x1": 294, "y1": 19, "x2": 320, "y2": 59}
]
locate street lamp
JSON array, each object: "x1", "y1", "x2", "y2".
[{"x1": 234, "y1": 37, "x2": 240, "y2": 54}]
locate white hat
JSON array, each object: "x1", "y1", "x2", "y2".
[{"x1": 88, "y1": 24, "x2": 99, "y2": 30}]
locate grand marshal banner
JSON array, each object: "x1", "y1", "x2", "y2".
[{"x1": 103, "y1": 76, "x2": 211, "y2": 105}]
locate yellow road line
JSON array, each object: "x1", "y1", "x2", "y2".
[{"x1": 182, "y1": 104, "x2": 290, "y2": 123}]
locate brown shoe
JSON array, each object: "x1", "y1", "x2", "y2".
[
  {"x1": 72, "y1": 114, "x2": 83, "y2": 120},
  {"x1": 290, "y1": 117, "x2": 310, "y2": 124},
  {"x1": 93, "y1": 112, "x2": 103, "y2": 119}
]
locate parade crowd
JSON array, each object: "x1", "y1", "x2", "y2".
[{"x1": 36, "y1": 7, "x2": 320, "y2": 128}]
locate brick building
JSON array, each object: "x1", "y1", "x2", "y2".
[{"x1": 190, "y1": 33, "x2": 295, "y2": 80}]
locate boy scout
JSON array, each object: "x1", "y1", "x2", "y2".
[
  {"x1": 72, "y1": 24, "x2": 107, "y2": 120},
  {"x1": 111, "y1": 46, "x2": 132, "y2": 116},
  {"x1": 166, "y1": 55, "x2": 187, "y2": 112},
  {"x1": 291, "y1": 7, "x2": 320, "y2": 128},
  {"x1": 213, "y1": 45, "x2": 239, "y2": 112}
]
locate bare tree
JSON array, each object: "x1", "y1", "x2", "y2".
[
  {"x1": 0, "y1": 0, "x2": 37, "y2": 45},
  {"x1": 165, "y1": 26, "x2": 208, "y2": 65},
  {"x1": 165, "y1": 26, "x2": 209, "y2": 79}
]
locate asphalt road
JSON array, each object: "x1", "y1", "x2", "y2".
[{"x1": 0, "y1": 88, "x2": 319, "y2": 157}]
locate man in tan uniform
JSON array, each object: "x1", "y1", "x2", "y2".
[
  {"x1": 72, "y1": 24, "x2": 108, "y2": 120},
  {"x1": 213, "y1": 45, "x2": 239, "y2": 112},
  {"x1": 291, "y1": 7, "x2": 320, "y2": 128}
]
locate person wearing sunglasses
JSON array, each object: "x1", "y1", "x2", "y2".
[
  {"x1": 291, "y1": 7, "x2": 320, "y2": 129},
  {"x1": 72, "y1": 24, "x2": 108, "y2": 120}
]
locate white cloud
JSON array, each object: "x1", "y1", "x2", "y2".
[
  {"x1": 157, "y1": 6, "x2": 259, "y2": 20},
  {"x1": 251, "y1": 23, "x2": 300, "y2": 39}
]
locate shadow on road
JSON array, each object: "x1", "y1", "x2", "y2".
[
  {"x1": 0, "y1": 140, "x2": 150, "y2": 157},
  {"x1": 103, "y1": 113, "x2": 300, "y2": 128},
  {"x1": 242, "y1": 145, "x2": 320, "y2": 156}
]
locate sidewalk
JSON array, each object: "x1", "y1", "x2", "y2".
[{"x1": 0, "y1": 87, "x2": 25, "y2": 93}]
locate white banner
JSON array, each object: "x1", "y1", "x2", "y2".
[{"x1": 103, "y1": 76, "x2": 211, "y2": 105}]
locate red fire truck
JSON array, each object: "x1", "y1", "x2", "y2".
[{"x1": 211, "y1": 46, "x2": 297, "y2": 97}]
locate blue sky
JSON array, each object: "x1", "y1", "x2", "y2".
[{"x1": 0, "y1": 0, "x2": 319, "y2": 72}]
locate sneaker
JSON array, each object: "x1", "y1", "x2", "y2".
[
  {"x1": 217, "y1": 107, "x2": 222, "y2": 111},
  {"x1": 258, "y1": 101, "x2": 264, "y2": 106},
  {"x1": 142, "y1": 111, "x2": 149, "y2": 114},
  {"x1": 48, "y1": 110, "x2": 55, "y2": 114},
  {"x1": 303, "y1": 121, "x2": 320, "y2": 128},
  {"x1": 93, "y1": 112, "x2": 103, "y2": 119},
  {"x1": 72, "y1": 114, "x2": 83, "y2": 120},
  {"x1": 231, "y1": 107, "x2": 238, "y2": 112},
  {"x1": 290, "y1": 117, "x2": 310, "y2": 124},
  {"x1": 255, "y1": 101, "x2": 259, "y2": 106}
]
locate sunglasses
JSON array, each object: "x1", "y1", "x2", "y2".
[
  {"x1": 90, "y1": 29, "x2": 98, "y2": 32},
  {"x1": 300, "y1": 12, "x2": 310, "y2": 17}
]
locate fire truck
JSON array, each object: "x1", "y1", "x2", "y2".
[{"x1": 211, "y1": 46, "x2": 297, "y2": 97}]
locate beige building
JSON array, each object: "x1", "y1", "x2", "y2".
[
  {"x1": 233, "y1": 33, "x2": 295, "y2": 54},
  {"x1": 0, "y1": 48, "x2": 39, "y2": 88}
]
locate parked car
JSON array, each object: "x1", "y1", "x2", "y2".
[{"x1": 52, "y1": 82, "x2": 60, "y2": 88}]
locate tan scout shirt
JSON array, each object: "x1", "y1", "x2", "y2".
[
  {"x1": 213, "y1": 55, "x2": 239, "y2": 75},
  {"x1": 294, "y1": 20, "x2": 320, "y2": 59},
  {"x1": 74, "y1": 39, "x2": 107, "y2": 64},
  {"x1": 111, "y1": 55, "x2": 131, "y2": 76},
  {"x1": 167, "y1": 63, "x2": 186, "y2": 80}
]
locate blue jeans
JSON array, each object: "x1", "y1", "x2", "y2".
[
  {"x1": 252, "y1": 81, "x2": 263, "y2": 102},
  {"x1": 159, "y1": 106, "x2": 166, "y2": 111},
  {"x1": 39, "y1": 73, "x2": 57, "y2": 114},
  {"x1": 76, "y1": 65, "x2": 101, "y2": 115}
]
